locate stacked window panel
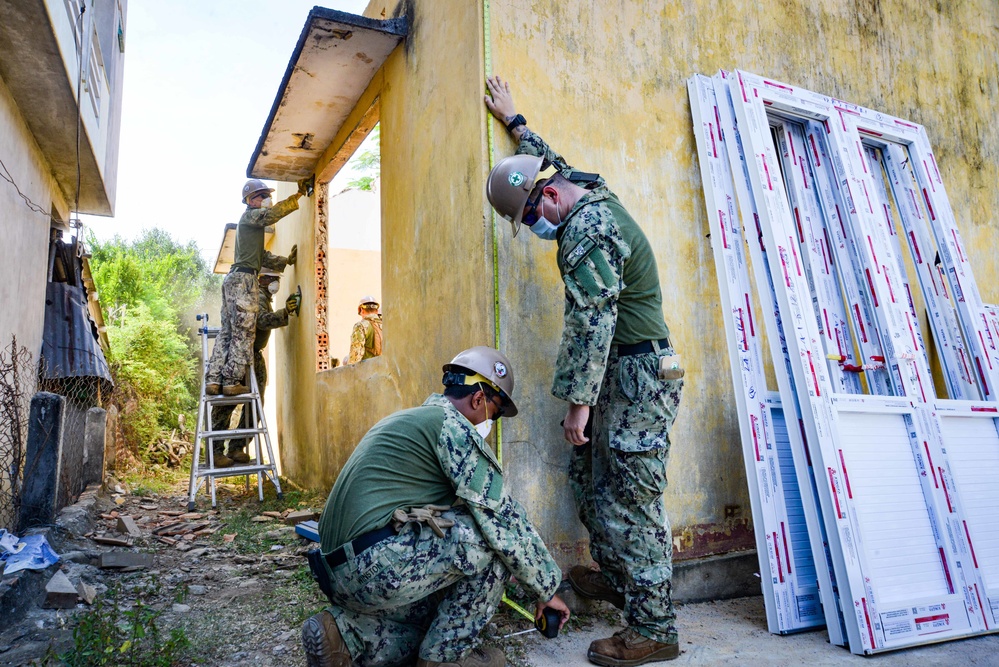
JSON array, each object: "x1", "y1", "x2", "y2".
[{"x1": 689, "y1": 70, "x2": 999, "y2": 654}]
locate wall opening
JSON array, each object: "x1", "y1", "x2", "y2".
[{"x1": 315, "y1": 123, "x2": 382, "y2": 370}]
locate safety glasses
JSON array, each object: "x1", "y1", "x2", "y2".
[{"x1": 521, "y1": 180, "x2": 548, "y2": 227}]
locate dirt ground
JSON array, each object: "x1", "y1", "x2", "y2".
[{"x1": 2, "y1": 475, "x2": 997, "y2": 667}]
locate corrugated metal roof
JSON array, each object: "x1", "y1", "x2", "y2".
[{"x1": 40, "y1": 282, "x2": 113, "y2": 387}]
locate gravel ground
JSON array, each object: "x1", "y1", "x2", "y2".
[
  {"x1": 4, "y1": 477, "x2": 998, "y2": 666},
  {"x1": 504, "y1": 596, "x2": 999, "y2": 667}
]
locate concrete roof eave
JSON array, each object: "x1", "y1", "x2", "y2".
[
  {"x1": 213, "y1": 223, "x2": 275, "y2": 274},
  {"x1": 247, "y1": 8, "x2": 407, "y2": 182}
]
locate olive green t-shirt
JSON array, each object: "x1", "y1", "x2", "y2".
[
  {"x1": 231, "y1": 196, "x2": 300, "y2": 271},
  {"x1": 319, "y1": 405, "x2": 457, "y2": 552},
  {"x1": 603, "y1": 196, "x2": 671, "y2": 346}
]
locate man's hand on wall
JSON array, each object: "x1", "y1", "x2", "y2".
[
  {"x1": 485, "y1": 75, "x2": 518, "y2": 125},
  {"x1": 287, "y1": 244, "x2": 298, "y2": 266}
]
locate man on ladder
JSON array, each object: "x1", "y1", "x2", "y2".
[{"x1": 205, "y1": 178, "x2": 308, "y2": 396}]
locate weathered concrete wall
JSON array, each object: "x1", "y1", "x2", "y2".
[
  {"x1": 486, "y1": 0, "x2": 999, "y2": 560},
  {"x1": 0, "y1": 74, "x2": 64, "y2": 364},
  {"x1": 272, "y1": 0, "x2": 999, "y2": 573},
  {"x1": 0, "y1": 73, "x2": 68, "y2": 530},
  {"x1": 273, "y1": 0, "x2": 493, "y2": 493}
]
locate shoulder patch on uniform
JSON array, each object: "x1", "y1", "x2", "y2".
[{"x1": 564, "y1": 235, "x2": 597, "y2": 270}]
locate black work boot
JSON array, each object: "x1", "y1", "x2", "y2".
[
  {"x1": 568, "y1": 565, "x2": 625, "y2": 609},
  {"x1": 416, "y1": 646, "x2": 505, "y2": 667},
  {"x1": 222, "y1": 384, "x2": 250, "y2": 396},
  {"x1": 302, "y1": 610, "x2": 352, "y2": 667}
]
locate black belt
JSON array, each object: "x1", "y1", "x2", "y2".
[
  {"x1": 230, "y1": 266, "x2": 257, "y2": 274},
  {"x1": 325, "y1": 526, "x2": 396, "y2": 569},
  {"x1": 617, "y1": 338, "x2": 670, "y2": 357}
]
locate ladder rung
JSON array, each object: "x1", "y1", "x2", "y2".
[
  {"x1": 204, "y1": 394, "x2": 260, "y2": 405},
  {"x1": 196, "y1": 463, "x2": 276, "y2": 477},
  {"x1": 198, "y1": 427, "x2": 266, "y2": 439}
]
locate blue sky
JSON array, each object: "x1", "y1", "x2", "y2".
[{"x1": 83, "y1": 0, "x2": 369, "y2": 260}]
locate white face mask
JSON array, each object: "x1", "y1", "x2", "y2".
[
  {"x1": 473, "y1": 382, "x2": 494, "y2": 439},
  {"x1": 260, "y1": 197, "x2": 273, "y2": 209},
  {"x1": 266, "y1": 281, "x2": 279, "y2": 294},
  {"x1": 475, "y1": 419, "x2": 494, "y2": 439}
]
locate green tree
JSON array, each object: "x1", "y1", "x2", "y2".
[
  {"x1": 346, "y1": 124, "x2": 380, "y2": 191},
  {"x1": 88, "y1": 229, "x2": 220, "y2": 455}
]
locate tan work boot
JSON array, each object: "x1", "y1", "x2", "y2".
[
  {"x1": 569, "y1": 565, "x2": 625, "y2": 609},
  {"x1": 222, "y1": 384, "x2": 250, "y2": 396},
  {"x1": 302, "y1": 610, "x2": 352, "y2": 667},
  {"x1": 587, "y1": 628, "x2": 679, "y2": 666},
  {"x1": 228, "y1": 449, "x2": 251, "y2": 464},
  {"x1": 212, "y1": 452, "x2": 234, "y2": 468},
  {"x1": 415, "y1": 646, "x2": 505, "y2": 667},
  {"x1": 205, "y1": 383, "x2": 221, "y2": 395}
]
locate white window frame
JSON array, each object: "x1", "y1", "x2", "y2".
[{"x1": 695, "y1": 70, "x2": 998, "y2": 654}]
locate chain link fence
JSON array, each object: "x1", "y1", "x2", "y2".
[{"x1": 0, "y1": 336, "x2": 37, "y2": 529}]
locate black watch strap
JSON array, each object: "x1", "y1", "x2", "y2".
[{"x1": 505, "y1": 114, "x2": 527, "y2": 132}]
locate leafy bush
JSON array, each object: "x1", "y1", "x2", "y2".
[{"x1": 88, "y1": 229, "x2": 221, "y2": 457}]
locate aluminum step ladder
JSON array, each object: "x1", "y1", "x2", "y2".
[{"x1": 187, "y1": 313, "x2": 283, "y2": 511}]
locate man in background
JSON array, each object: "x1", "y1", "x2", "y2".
[{"x1": 347, "y1": 296, "x2": 383, "y2": 364}]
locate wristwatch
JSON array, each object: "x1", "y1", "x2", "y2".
[{"x1": 505, "y1": 114, "x2": 527, "y2": 132}]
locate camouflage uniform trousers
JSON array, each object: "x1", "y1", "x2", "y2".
[
  {"x1": 568, "y1": 347, "x2": 684, "y2": 644},
  {"x1": 205, "y1": 271, "x2": 258, "y2": 385},
  {"x1": 323, "y1": 506, "x2": 507, "y2": 667},
  {"x1": 210, "y1": 350, "x2": 266, "y2": 455}
]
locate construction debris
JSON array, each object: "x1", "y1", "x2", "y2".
[
  {"x1": 76, "y1": 581, "x2": 97, "y2": 605},
  {"x1": 283, "y1": 510, "x2": 317, "y2": 526},
  {"x1": 97, "y1": 552, "x2": 154, "y2": 570},
  {"x1": 116, "y1": 516, "x2": 142, "y2": 538},
  {"x1": 43, "y1": 571, "x2": 78, "y2": 609},
  {"x1": 91, "y1": 535, "x2": 132, "y2": 547}
]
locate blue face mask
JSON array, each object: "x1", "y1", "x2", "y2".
[
  {"x1": 529, "y1": 217, "x2": 559, "y2": 240},
  {"x1": 527, "y1": 194, "x2": 562, "y2": 241}
]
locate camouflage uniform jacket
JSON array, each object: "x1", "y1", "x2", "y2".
[
  {"x1": 347, "y1": 313, "x2": 383, "y2": 364},
  {"x1": 254, "y1": 287, "x2": 289, "y2": 354},
  {"x1": 516, "y1": 130, "x2": 670, "y2": 406},
  {"x1": 413, "y1": 394, "x2": 561, "y2": 600},
  {"x1": 232, "y1": 195, "x2": 300, "y2": 272}
]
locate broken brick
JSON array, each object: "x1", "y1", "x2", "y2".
[
  {"x1": 116, "y1": 515, "x2": 142, "y2": 538},
  {"x1": 98, "y1": 552, "x2": 155, "y2": 569},
  {"x1": 43, "y1": 570, "x2": 78, "y2": 609},
  {"x1": 284, "y1": 510, "x2": 318, "y2": 526}
]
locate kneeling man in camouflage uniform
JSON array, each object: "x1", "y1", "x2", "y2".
[{"x1": 302, "y1": 346, "x2": 569, "y2": 667}]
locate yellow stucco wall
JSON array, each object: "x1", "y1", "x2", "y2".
[{"x1": 271, "y1": 0, "x2": 999, "y2": 566}]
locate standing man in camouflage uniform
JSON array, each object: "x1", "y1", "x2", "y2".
[
  {"x1": 347, "y1": 295, "x2": 383, "y2": 364},
  {"x1": 485, "y1": 76, "x2": 684, "y2": 666},
  {"x1": 210, "y1": 261, "x2": 303, "y2": 467},
  {"x1": 205, "y1": 178, "x2": 307, "y2": 396},
  {"x1": 302, "y1": 347, "x2": 569, "y2": 667}
]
